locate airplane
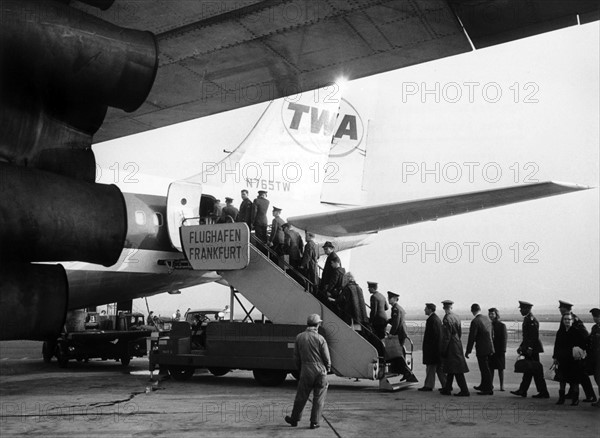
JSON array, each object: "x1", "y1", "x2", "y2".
[
  {"x1": 68, "y1": 83, "x2": 589, "y2": 312},
  {"x1": 0, "y1": 0, "x2": 597, "y2": 341}
]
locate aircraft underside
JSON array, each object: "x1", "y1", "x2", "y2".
[{"x1": 66, "y1": 269, "x2": 220, "y2": 311}]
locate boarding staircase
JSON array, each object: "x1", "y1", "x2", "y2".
[{"x1": 218, "y1": 241, "x2": 380, "y2": 380}]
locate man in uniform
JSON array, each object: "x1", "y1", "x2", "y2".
[
  {"x1": 440, "y1": 300, "x2": 470, "y2": 396},
  {"x1": 368, "y1": 281, "x2": 388, "y2": 339},
  {"x1": 318, "y1": 241, "x2": 341, "y2": 296},
  {"x1": 269, "y1": 206, "x2": 285, "y2": 256},
  {"x1": 465, "y1": 303, "x2": 494, "y2": 395},
  {"x1": 219, "y1": 197, "x2": 239, "y2": 222},
  {"x1": 285, "y1": 314, "x2": 331, "y2": 430},
  {"x1": 511, "y1": 301, "x2": 549, "y2": 398},
  {"x1": 419, "y1": 303, "x2": 446, "y2": 391},
  {"x1": 237, "y1": 189, "x2": 253, "y2": 229},
  {"x1": 251, "y1": 190, "x2": 269, "y2": 243},
  {"x1": 387, "y1": 291, "x2": 418, "y2": 382},
  {"x1": 557, "y1": 300, "x2": 597, "y2": 402}
]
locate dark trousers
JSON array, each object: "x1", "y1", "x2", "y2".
[
  {"x1": 477, "y1": 355, "x2": 493, "y2": 391},
  {"x1": 444, "y1": 373, "x2": 469, "y2": 393},
  {"x1": 254, "y1": 225, "x2": 267, "y2": 243},
  {"x1": 565, "y1": 368, "x2": 597, "y2": 399},
  {"x1": 518, "y1": 352, "x2": 548, "y2": 394},
  {"x1": 372, "y1": 322, "x2": 386, "y2": 339},
  {"x1": 580, "y1": 374, "x2": 597, "y2": 399}
]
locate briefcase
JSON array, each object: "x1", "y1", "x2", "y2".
[
  {"x1": 514, "y1": 357, "x2": 542, "y2": 374},
  {"x1": 383, "y1": 336, "x2": 403, "y2": 360}
]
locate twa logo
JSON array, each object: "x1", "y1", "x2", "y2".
[{"x1": 281, "y1": 98, "x2": 364, "y2": 157}]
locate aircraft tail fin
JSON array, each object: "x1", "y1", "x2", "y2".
[{"x1": 185, "y1": 84, "x2": 367, "y2": 211}]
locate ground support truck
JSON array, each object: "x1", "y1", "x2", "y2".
[
  {"x1": 43, "y1": 311, "x2": 152, "y2": 367},
  {"x1": 149, "y1": 321, "x2": 307, "y2": 386}
]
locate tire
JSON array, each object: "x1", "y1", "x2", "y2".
[
  {"x1": 208, "y1": 367, "x2": 230, "y2": 377},
  {"x1": 42, "y1": 341, "x2": 53, "y2": 363},
  {"x1": 169, "y1": 366, "x2": 194, "y2": 381},
  {"x1": 55, "y1": 345, "x2": 69, "y2": 368},
  {"x1": 252, "y1": 369, "x2": 287, "y2": 386}
]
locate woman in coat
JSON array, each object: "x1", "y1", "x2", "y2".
[
  {"x1": 553, "y1": 313, "x2": 589, "y2": 405},
  {"x1": 488, "y1": 307, "x2": 507, "y2": 391}
]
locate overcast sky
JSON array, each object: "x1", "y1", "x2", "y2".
[{"x1": 95, "y1": 22, "x2": 599, "y2": 316}]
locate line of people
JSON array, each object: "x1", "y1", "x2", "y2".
[
  {"x1": 510, "y1": 300, "x2": 599, "y2": 407},
  {"x1": 213, "y1": 189, "x2": 321, "y2": 288},
  {"x1": 417, "y1": 298, "x2": 600, "y2": 404},
  {"x1": 313, "y1": 265, "x2": 600, "y2": 406}
]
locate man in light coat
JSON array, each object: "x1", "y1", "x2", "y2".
[{"x1": 440, "y1": 300, "x2": 470, "y2": 396}]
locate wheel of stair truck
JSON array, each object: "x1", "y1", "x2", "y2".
[
  {"x1": 252, "y1": 369, "x2": 288, "y2": 386},
  {"x1": 208, "y1": 367, "x2": 230, "y2": 377},
  {"x1": 169, "y1": 366, "x2": 195, "y2": 381},
  {"x1": 42, "y1": 341, "x2": 54, "y2": 363},
  {"x1": 55, "y1": 344, "x2": 69, "y2": 368}
]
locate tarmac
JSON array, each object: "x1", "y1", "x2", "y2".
[{"x1": 1, "y1": 341, "x2": 599, "y2": 438}]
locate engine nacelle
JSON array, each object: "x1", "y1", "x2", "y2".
[
  {"x1": 0, "y1": 0, "x2": 157, "y2": 114},
  {"x1": 0, "y1": 263, "x2": 68, "y2": 340},
  {"x1": 0, "y1": 163, "x2": 127, "y2": 266}
]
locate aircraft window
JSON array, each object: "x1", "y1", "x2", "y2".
[
  {"x1": 135, "y1": 211, "x2": 146, "y2": 225},
  {"x1": 154, "y1": 212, "x2": 163, "y2": 226}
]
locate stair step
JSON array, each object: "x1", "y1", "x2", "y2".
[{"x1": 379, "y1": 373, "x2": 418, "y2": 391}]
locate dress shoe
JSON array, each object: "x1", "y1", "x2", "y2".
[
  {"x1": 454, "y1": 391, "x2": 470, "y2": 397},
  {"x1": 418, "y1": 387, "x2": 433, "y2": 392},
  {"x1": 571, "y1": 398, "x2": 579, "y2": 406},
  {"x1": 477, "y1": 390, "x2": 494, "y2": 395},
  {"x1": 284, "y1": 416, "x2": 298, "y2": 427},
  {"x1": 310, "y1": 423, "x2": 320, "y2": 429},
  {"x1": 510, "y1": 390, "x2": 527, "y2": 397},
  {"x1": 583, "y1": 396, "x2": 597, "y2": 403},
  {"x1": 440, "y1": 389, "x2": 452, "y2": 396},
  {"x1": 473, "y1": 385, "x2": 482, "y2": 391},
  {"x1": 532, "y1": 392, "x2": 550, "y2": 399},
  {"x1": 591, "y1": 400, "x2": 599, "y2": 407}
]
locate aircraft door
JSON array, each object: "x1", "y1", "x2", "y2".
[{"x1": 166, "y1": 181, "x2": 202, "y2": 251}]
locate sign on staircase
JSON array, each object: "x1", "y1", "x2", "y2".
[{"x1": 181, "y1": 223, "x2": 250, "y2": 270}]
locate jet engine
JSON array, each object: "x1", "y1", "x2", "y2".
[{"x1": 0, "y1": 0, "x2": 158, "y2": 340}]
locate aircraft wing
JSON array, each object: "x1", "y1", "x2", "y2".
[
  {"x1": 76, "y1": 0, "x2": 599, "y2": 143},
  {"x1": 287, "y1": 182, "x2": 590, "y2": 236}
]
